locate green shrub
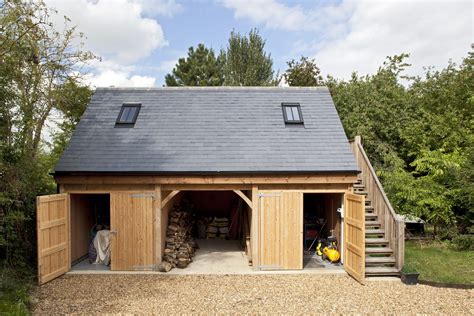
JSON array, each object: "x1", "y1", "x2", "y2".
[
  {"x1": 435, "y1": 226, "x2": 459, "y2": 240},
  {"x1": 402, "y1": 262, "x2": 418, "y2": 274},
  {"x1": 450, "y1": 234, "x2": 474, "y2": 251}
]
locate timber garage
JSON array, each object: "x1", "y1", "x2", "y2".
[{"x1": 37, "y1": 87, "x2": 378, "y2": 284}]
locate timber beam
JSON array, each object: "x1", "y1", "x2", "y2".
[
  {"x1": 233, "y1": 190, "x2": 253, "y2": 209},
  {"x1": 161, "y1": 190, "x2": 180, "y2": 208}
]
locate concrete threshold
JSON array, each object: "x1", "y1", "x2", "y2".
[{"x1": 68, "y1": 239, "x2": 345, "y2": 276}]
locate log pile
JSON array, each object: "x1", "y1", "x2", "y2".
[{"x1": 159, "y1": 199, "x2": 197, "y2": 272}]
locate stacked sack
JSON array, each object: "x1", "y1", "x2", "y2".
[{"x1": 207, "y1": 217, "x2": 229, "y2": 239}]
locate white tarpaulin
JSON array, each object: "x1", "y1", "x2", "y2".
[{"x1": 93, "y1": 230, "x2": 111, "y2": 265}]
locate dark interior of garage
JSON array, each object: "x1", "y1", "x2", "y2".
[
  {"x1": 160, "y1": 190, "x2": 252, "y2": 272},
  {"x1": 303, "y1": 193, "x2": 342, "y2": 268},
  {"x1": 70, "y1": 194, "x2": 111, "y2": 270}
]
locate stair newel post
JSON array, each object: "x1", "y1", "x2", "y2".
[
  {"x1": 354, "y1": 135, "x2": 362, "y2": 167},
  {"x1": 396, "y1": 219, "x2": 405, "y2": 270}
]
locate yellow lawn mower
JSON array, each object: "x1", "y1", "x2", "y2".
[{"x1": 316, "y1": 236, "x2": 340, "y2": 263}]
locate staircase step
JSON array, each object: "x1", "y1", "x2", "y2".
[
  {"x1": 365, "y1": 213, "x2": 377, "y2": 219},
  {"x1": 365, "y1": 257, "x2": 396, "y2": 264},
  {"x1": 365, "y1": 238, "x2": 389, "y2": 245},
  {"x1": 366, "y1": 229, "x2": 385, "y2": 235},
  {"x1": 356, "y1": 191, "x2": 368, "y2": 196},
  {"x1": 365, "y1": 221, "x2": 382, "y2": 227},
  {"x1": 365, "y1": 266, "x2": 400, "y2": 276},
  {"x1": 366, "y1": 247, "x2": 393, "y2": 254},
  {"x1": 365, "y1": 205, "x2": 374, "y2": 210}
]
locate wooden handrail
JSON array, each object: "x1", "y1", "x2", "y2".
[
  {"x1": 353, "y1": 138, "x2": 402, "y2": 223},
  {"x1": 350, "y1": 136, "x2": 405, "y2": 270}
]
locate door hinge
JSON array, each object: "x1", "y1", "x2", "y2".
[
  {"x1": 130, "y1": 193, "x2": 155, "y2": 199},
  {"x1": 259, "y1": 193, "x2": 281, "y2": 198}
]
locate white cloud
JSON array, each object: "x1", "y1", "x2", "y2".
[
  {"x1": 222, "y1": 0, "x2": 473, "y2": 80},
  {"x1": 132, "y1": 0, "x2": 183, "y2": 17},
  {"x1": 45, "y1": 0, "x2": 174, "y2": 87},
  {"x1": 314, "y1": 0, "x2": 473, "y2": 80},
  {"x1": 220, "y1": 0, "x2": 353, "y2": 37},
  {"x1": 88, "y1": 70, "x2": 156, "y2": 87}
]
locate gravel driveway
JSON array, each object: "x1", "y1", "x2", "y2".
[{"x1": 31, "y1": 274, "x2": 473, "y2": 314}]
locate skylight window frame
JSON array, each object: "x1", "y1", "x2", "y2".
[
  {"x1": 281, "y1": 103, "x2": 304, "y2": 124},
  {"x1": 115, "y1": 103, "x2": 141, "y2": 127}
]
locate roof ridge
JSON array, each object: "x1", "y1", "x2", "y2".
[{"x1": 94, "y1": 86, "x2": 329, "y2": 91}]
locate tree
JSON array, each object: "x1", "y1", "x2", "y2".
[
  {"x1": 220, "y1": 29, "x2": 275, "y2": 86},
  {"x1": 165, "y1": 44, "x2": 224, "y2": 86},
  {"x1": 284, "y1": 56, "x2": 323, "y2": 86},
  {"x1": 328, "y1": 51, "x2": 474, "y2": 235},
  {"x1": 0, "y1": 0, "x2": 95, "y2": 268}
]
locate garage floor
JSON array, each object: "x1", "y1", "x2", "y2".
[
  {"x1": 68, "y1": 239, "x2": 344, "y2": 275},
  {"x1": 72, "y1": 258, "x2": 110, "y2": 271},
  {"x1": 170, "y1": 239, "x2": 251, "y2": 274}
]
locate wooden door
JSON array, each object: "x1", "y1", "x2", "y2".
[
  {"x1": 37, "y1": 194, "x2": 70, "y2": 284},
  {"x1": 259, "y1": 191, "x2": 303, "y2": 270},
  {"x1": 344, "y1": 193, "x2": 365, "y2": 284},
  {"x1": 110, "y1": 192, "x2": 154, "y2": 271}
]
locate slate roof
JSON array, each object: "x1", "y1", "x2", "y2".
[{"x1": 54, "y1": 87, "x2": 358, "y2": 174}]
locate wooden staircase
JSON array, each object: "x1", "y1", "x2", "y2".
[
  {"x1": 353, "y1": 179, "x2": 399, "y2": 275},
  {"x1": 350, "y1": 136, "x2": 405, "y2": 276}
]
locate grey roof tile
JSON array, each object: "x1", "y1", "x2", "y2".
[{"x1": 54, "y1": 87, "x2": 358, "y2": 174}]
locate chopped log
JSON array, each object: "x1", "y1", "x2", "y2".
[{"x1": 158, "y1": 262, "x2": 172, "y2": 272}]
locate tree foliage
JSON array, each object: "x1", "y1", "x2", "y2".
[
  {"x1": 165, "y1": 44, "x2": 224, "y2": 86},
  {"x1": 220, "y1": 29, "x2": 275, "y2": 86},
  {"x1": 0, "y1": 0, "x2": 94, "y2": 269},
  {"x1": 328, "y1": 51, "x2": 474, "y2": 234},
  {"x1": 165, "y1": 29, "x2": 275, "y2": 86},
  {"x1": 284, "y1": 56, "x2": 323, "y2": 86}
]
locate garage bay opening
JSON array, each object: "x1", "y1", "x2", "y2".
[
  {"x1": 161, "y1": 191, "x2": 252, "y2": 273},
  {"x1": 303, "y1": 193, "x2": 343, "y2": 270},
  {"x1": 70, "y1": 194, "x2": 111, "y2": 271}
]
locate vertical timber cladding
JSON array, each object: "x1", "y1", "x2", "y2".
[
  {"x1": 37, "y1": 194, "x2": 70, "y2": 284},
  {"x1": 258, "y1": 191, "x2": 303, "y2": 270},
  {"x1": 344, "y1": 193, "x2": 365, "y2": 283},
  {"x1": 110, "y1": 192, "x2": 155, "y2": 271}
]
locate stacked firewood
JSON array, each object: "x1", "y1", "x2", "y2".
[{"x1": 158, "y1": 199, "x2": 197, "y2": 272}]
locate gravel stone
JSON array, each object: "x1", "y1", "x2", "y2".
[{"x1": 31, "y1": 274, "x2": 473, "y2": 314}]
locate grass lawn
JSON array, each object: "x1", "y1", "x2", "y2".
[
  {"x1": 405, "y1": 240, "x2": 474, "y2": 285},
  {"x1": 0, "y1": 267, "x2": 33, "y2": 315}
]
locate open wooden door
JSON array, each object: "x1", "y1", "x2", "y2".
[
  {"x1": 258, "y1": 191, "x2": 303, "y2": 270},
  {"x1": 110, "y1": 192, "x2": 154, "y2": 271},
  {"x1": 37, "y1": 194, "x2": 70, "y2": 284},
  {"x1": 344, "y1": 193, "x2": 365, "y2": 284}
]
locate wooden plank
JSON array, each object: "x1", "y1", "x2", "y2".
[
  {"x1": 258, "y1": 183, "x2": 351, "y2": 192},
  {"x1": 161, "y1": 184, "x2": 252, "y2": 191},
  {"x1": 280, "y1": 192, "x2": 303, "y2": 269},
  {"x1": 343, "y1": 192, "x2": 365, "y2": 284},
  {"x1": 233, "y1": 190, "x2": 253, "y2": 209},
  {"x1": 41, "y1": 243, "x2": 67, "y2": 257},
  {"x1": 55, "y1": 174, "x2": 358, "y2": 185},
  {"x1": 154, "y1": 186, "x2": 162, "y2": 268},
  {"x1": 110, "y1": 192, "x2": 154, "y2": 271},
  {"x1": 63, "y1": 184, "x2": 155, "y2": 192},
  {"x1": 259, "y1": 191, "x2": 281, "y2": 270},
  {"x1": 251, "y1": 185, "x2": 259, "y2": 269},
  {"x1": 161, "y1": 190, "x2": 180, "y2": 208},
  {"x1": 37, "y1": 193, "x2": 70, "y2": 284},
  {"x1": 258, "y1": 191, "x2": 303, "y2": 270},
  {"x1": 39, "y1": 218, "x2": 66, "y2": 230},
  {"x1": 63, "y1": 183, "x2": 351, "y2": 193}
]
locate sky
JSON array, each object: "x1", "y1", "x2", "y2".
[{"x1": 44, "y1": 0, "x2": 473, "y2": 87}]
